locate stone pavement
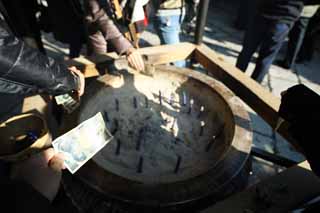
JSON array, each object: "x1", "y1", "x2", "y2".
[{"x1": 41, "y1": 1, "x2": 319, "y2": 182}]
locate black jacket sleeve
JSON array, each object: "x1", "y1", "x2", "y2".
[{"x1": 0, "y1": 18, "x2": 79, "y2": 96}]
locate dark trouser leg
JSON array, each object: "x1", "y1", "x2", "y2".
[
  {"x1": 298, "y1": 12, "x2": 320, "y2": 62},
  {"x1": 252, "y1": 22, "x2": 290, "y2": 82},
  {"x1": 284, "y1": 17, "x2": 309, "y2": 68},
  {"x1": 236, "y1": 18, "x2": 265, "y2": 72},
  {"x1": 297, "y1": 30, "x2": 314, "y2": 62}
]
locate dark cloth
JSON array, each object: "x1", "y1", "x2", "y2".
[
  {"x1": 0, "y1": 160, "x2": 51, "y2": 212},
  {"x1": 84, "y1": 0, "x2": 133, "y2": 55},
  {"x1": 0, "y1": 160, "x2": 78, "y2": 213},
  {"x1": 1, "y1": 0, "x2": 45, "y2": 53},
  {"x1": 1, "y1": 0, "x2": 39, "y2": 38},
  {"x1": 0, "y1": 18, "x2": 79, "y2": 96},
  {"x1": 0, "y1": 93, "x2": 23, "y2": 123},
  {"x1": 0, "y1": 9, "x2": 79, "y2": 122},
  {"x1": 46, "y1": 0, "x2": 86, "y2": 58},
  {"x1": 0, "y1": 181, "x2": 52, "y2": 213},
  {"x1": 284, "y1": 17, "x2": 310, "y2": 68},
  {"x1": 258, "y1": 0, "x2": 305, "y2": 26},
  {"x1": 297, "y1": 8, "x2": 320, "y2": 61},
  {"x1": 0, "y1": 7, "x2": 79, "y2": 212},
  {"x1": 235, "y1": 0, "x2": 320, "y2": 82},
  {"x1": 279, "y1": 84, "x2": 320, "y2": 177},
  {"x1": 236, "y1": 18, "x2": 291, "y2": 82},
  {"x1": 235, "y1": 0, "x2": 260, "y2": 30},
  {"x1": 258, "y1": 0, "x2": 320, "y2": 25}
]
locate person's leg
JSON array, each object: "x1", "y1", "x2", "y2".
[
  {"x1": 236, "y1": 18, "x2": 265, "y2": 72},
  {"x1": 154, "y1": 14, "x2": 186, "y2": 67},
  {"x1": 283, "y1": 17, "x2": 309, "y2": 68},
  {"x1": 297, "y1": 13, "x2": 320, "y2": 62},
  {"x1": 251, "y1": 22, "x2": 291, "y2": 82}
]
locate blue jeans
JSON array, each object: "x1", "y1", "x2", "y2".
[
  {"x1": 154, "y1": 14, "x2": 186, "y2": 67},
  {"x1": 236, "y1": 18, "x2": 291, "y2": 82}
]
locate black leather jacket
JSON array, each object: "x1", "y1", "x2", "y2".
[{"x1": 0, "y1": 14, "x2": 79, "y2": 96}]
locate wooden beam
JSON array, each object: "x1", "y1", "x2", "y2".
[
  {"x1": 201, "y1": 161, "x2": 320, "y2": 212},
  {"x1": 194, "y1": 44, "x2": 298, "y2": 148},
  {"x1": 195, "y1": 44, "x2": 280, "y2": 127},
  {"x1": 136, "y1": 42, "x2": 195, "y2": 64},
  {"x1": 65, "y1": 43, "x2": 196, "y2": 78},
  {"x1": 64, "y1": 52, "x2": 120, "y2": 78},
  {"x1": 64, "y1": 56, "x2": 103, "y2": 78}
]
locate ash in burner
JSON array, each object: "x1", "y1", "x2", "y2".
[{"x1": 80, "y1": 70, "x2": 230, "y2": 184}]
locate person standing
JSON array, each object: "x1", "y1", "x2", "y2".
[
  {"x1": 83, "y1": 0, "x2": 145, "y2": 71},
  {"x1": 236, "y1": 0, "x2": 307, "y2": 82},
  {"x1": 182, "y1": 0, "x2": 199, "y2": 33},
  {"x1": 0, "y1": 3, "x2": 85, "y2": 212},
  {"x1": 0, "y1": 15, "x2": 84, "y2": 123},
  {"x1": 45, "y1": 0, "x2": 87, "y2": 59},
  {"x1": 153, "y1": 0, "x2": 186, "y2": 67},
  {"x1": 277, "y1": 4, "x2": 319, "y2": 69}
]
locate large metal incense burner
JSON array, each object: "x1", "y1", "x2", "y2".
[{"x1": 63, "y1": 64, "x2": 253, "y2": 212}]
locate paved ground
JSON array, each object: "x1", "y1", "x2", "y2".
[{"x1": 41, "y1": 1, "x2": 320, "y2": 183}]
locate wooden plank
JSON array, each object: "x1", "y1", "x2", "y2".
[
  {"x1": 137, "y1": 42, "x2": 195, "y2": 64},
  {"x1": 195, "y1": 44, "x2": 280, "y2": 126},
  {"x1": 194, "y1": 44, "x2": 298, "y2": 148},
  {"x1": 64, "y1": 54, "x2": 118, "y2": 78},
  {"x1": 65, "y1": 43, "x2": 195, "y2": 78},
  {"x1": 67, "y1": 43, "x2": 298, "y2": 148},
  {"x1": 201, "y1": 161, "x2": 320, "y2": 212}
]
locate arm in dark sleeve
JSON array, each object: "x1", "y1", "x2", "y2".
[
  {"x1": 0, "y1": 19, "x2": 79, "y2": 96},
  {"x1": 84, "y1": 0, "x2": 133, "y2": 54}
]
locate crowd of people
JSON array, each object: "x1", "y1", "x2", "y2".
[{"x1": 0, "y1": 0, "x2": 320, "y2": 212}]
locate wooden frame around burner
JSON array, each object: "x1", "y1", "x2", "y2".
[
  {"x1": 65, "y1": 42, "x2": 320, "y2": 211},
  {"x1": 66, "y1": 42, "x2": 293, "y2": 148}
]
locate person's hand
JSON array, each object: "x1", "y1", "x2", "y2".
[
  {"x1": 10, "y1": 148, "x2": 66, "y2": 202},
  {"x1": 126, "y1": 48, "x2": 145, "y2": 72},
  {"x1": 68, "y1": 66, "x2": 85, "y2": 97}
]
